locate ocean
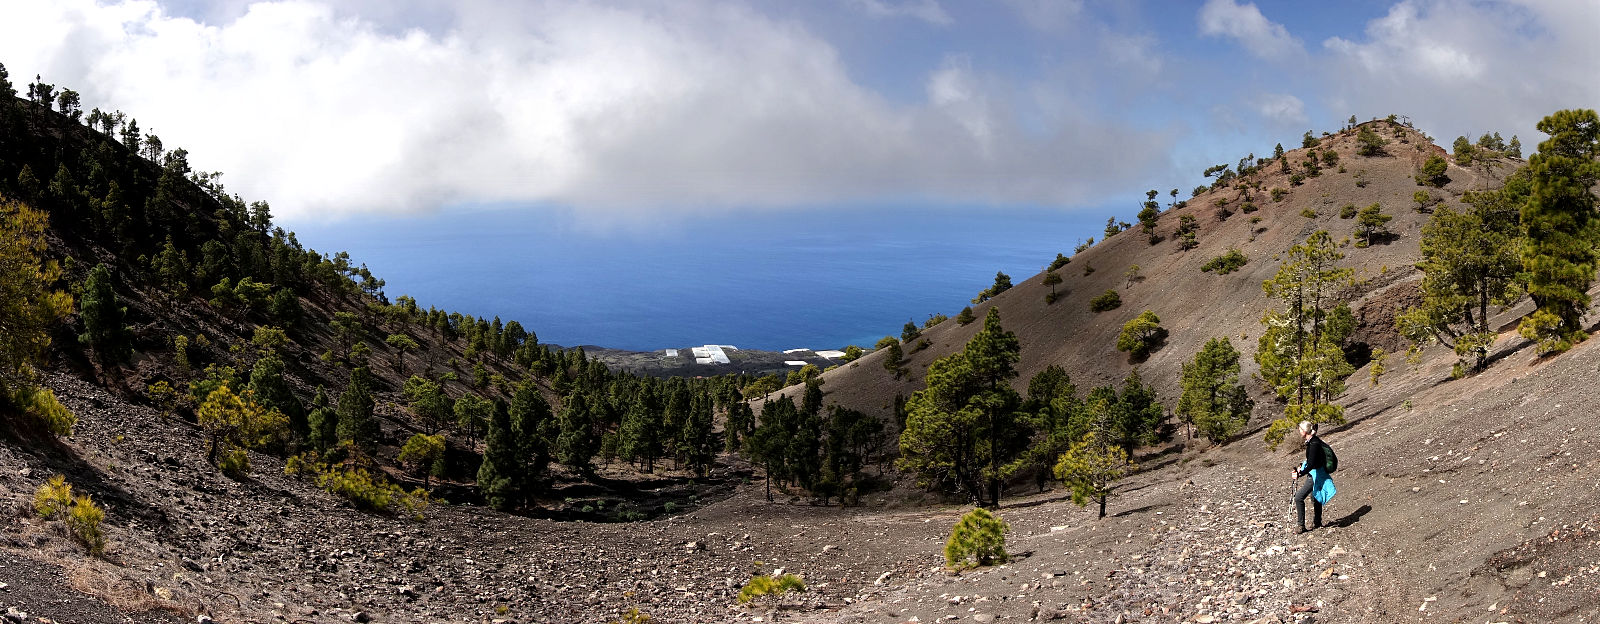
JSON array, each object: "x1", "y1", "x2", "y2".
[{"x1": 283, "y1": 203, "x2": 1107, "y2": 353}]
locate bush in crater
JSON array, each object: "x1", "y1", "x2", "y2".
[{"x1": 944, "y1": 507, "x2": 1009, "y2": 569}]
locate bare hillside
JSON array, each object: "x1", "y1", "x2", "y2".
[{"x1": 792, "y1": 121, "x2": 1519, "y2": 421}]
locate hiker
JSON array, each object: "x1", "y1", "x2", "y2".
[{"x1": 1289, "y1": 420, "x2": 1336, "y2": 534}]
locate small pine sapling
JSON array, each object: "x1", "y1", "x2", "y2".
[{"x1": 944, "y1": 507, "x2": 1009, "y2": 569}]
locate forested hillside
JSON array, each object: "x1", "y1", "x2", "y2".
[{"x1": 0, "y1": 63, "x2": 774, "y2": 518}]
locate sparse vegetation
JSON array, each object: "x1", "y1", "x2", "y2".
[
  {"x1": 33, "y1": 474, "x2": 74, "y2": 520},
  {"x1": 34, "y1": 477, "x2": 105, "y2": 556},
  {"x1": 737, "y1": 573, "x2": 806, "y2": 603},
  {"x1": 1089, "y1": 290, "x2": 1122, "y2": 313},
  {"x1": 1356, "y1": 126, "x2": 1388, "y2": 156},
  {"x1": 1200, "y1": 248, "x2": 1248, "y2": 275},
  {"x1": 1115, "y1": 310, "x2": 1167, "y2": 359},
  {"x1": 944, "y1": 507, "x2": 1009, "y2": 569},
  {"x1": 1054, "y1": 432, "x2": 1134, "y2": 519},
  {"x1": 287, "y1": 452, "x2": 431, "y2": 519},
  {"x1": 1271, "y1": 188, "x2": 1288, "y2": 202},
  {"x1": 1420, "y1": 155, "x2": 1449, "y2": 187},
  {"x1": 1355, "y1": 202, "x2": 1392, "y2": 247},
  {"x1": 65, "y1": 494, "x2": 107, "y2": 556},
  {"x1": 1178, "y1": 338, "x2": 1252, "y2": 443}
]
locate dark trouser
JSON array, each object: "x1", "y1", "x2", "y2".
[{"x1": 1295, "y1": 477, "x2": 1322, "y2": 529}]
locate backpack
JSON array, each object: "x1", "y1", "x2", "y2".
[{"x1": 1321, "y1": 440, "x2": 1338, "y2": 473}]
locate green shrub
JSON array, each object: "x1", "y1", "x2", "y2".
[
  {"x1": 1239, "y1": 201, "x2": 1257, "y2": 214},
  {"x1": 1089, "y1": 290, "x2": 1121, "y2": 313},
  {"x1": 1420, "y1": 154, "x2": 1449, "y2": 186},
  {"x1": 1289, "y1": 173, "x2": 1304, "y2": 186},
  {"x1": 1339, "y1": 204, "x2": 1357, "y2": 219},
  {"x1": 16, "y1": 386, "x2": 75, "y2": 436},
  {"x1": 1270, "y1": 188, "x2": 1288, "y2": 202},
  {"x1": 609, "y1": 608, "x2": 653, "y2": 624},
  {"x1": 1200, "y1": 248, "x2": 1249, "y2": 275},
  {"x1": 66, "y1": 495, "x2": 106, "y2": 556},
  {"x1": 219, "y1": 448, "x2": 250, "y2": 479},
  {"x1": 33, "y1": 475, "x2": 73, "y2": 519},
  {"x1": 1116, "y1": 310, "x2": 1167, "y2": 358},
  {"x1": 1044, "y1": 291, "x2": 1060, "y2": 305},
  {"x1": 738, "y1": 573, "x2": 806, "y2": 603},
  {"x1": 944, "y1": 507, "x2": 1009, "y2": 569},
  {"x1": 1300, "y1": 208, "x2": 1317, "y2": 218},
  {"x1": 287, "y1": 452, "x2": 430, "y2": 519}
]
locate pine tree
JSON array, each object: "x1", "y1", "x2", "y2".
[
  {"x1": 556, "y1": 391, "x2": 599, "y2": 471},
  {"x1": 1177, "y1": 338, "x2": 1252, "y2": 443},
  {"x1": 0, "y1": 200, "x2": 72, "y2": 402},
  {"x1": 1115, "y1": 310, "x2": 1166, "y2": 360},
  {"x1": 621, "y1": 397, "x2": 664, "y2": 471},
  {"x1": 399, "y1": 433, "x2": 445, "y2": 486},
  {"x1": 510, "y1": 381, "x2": 556, "y2": 490},
  {"x1": 1355, "y1": 203, "x2": 1392, "y2": 246},
  {"x1": 336, "y1": 367, "x2": 378, "y2": 450},
  {"x1": 1257, "y1": 231, "x2": 1354, "y2": 448},
  {"x1": 898, "y1": 308, "x2": 1023, "y2": 507},
  {"x1": 1517, "y1": 109, "x2": 1600, "y2": 354},
  {"x1": 1053, "y1": 431, "x2": 1134, "y2": 519},
  {"x1": 1356, "y1": 127, "x2": 1387, "y2": 156},
  {"x1": 477, "y1": 402, "x2": 520, "y2": 510},
  {"x1": 1397, "y1": 172, "x2": 1526, "y2": 372},
  {"x1": 1042, "y1": 271, "x2": 1062, "y2": 303},
  {"x1": 955, "y1": 306, "x2": 976, "y2": 325},
  {"x1": 403, "y1": 376, "x2": 452, "y2": 434},
  {"x1": 76, "y1": 263, "x2": 131, "y2": 362},
  {"x1": 249, "y1": 353, "x2": 305, "y2": 436},
  {"x1": 454, "y1": 393, "x2": 493, "y2": 448},
  {"x1": 306, "y1": 386, "x2": 336, "y2": 451},
  {"x1": 971, "y1": 271, "x2": 1013, "y2": 304},
  {"x1": 682, "y1": 394, "x2": 717, "y2": 476},
  {"x1": 1009, "y1": 365, "x2": 1081, "y2": 492}
]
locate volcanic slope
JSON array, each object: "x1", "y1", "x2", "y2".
[{"x1": 783, "y1": 120, "x2": 1516, "y2": 420}]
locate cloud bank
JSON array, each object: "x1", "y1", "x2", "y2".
[
  {"x1": 0, "y1": 0, "x2": 1173, "y2": 221},
  {"x1": 1321, "y1": 0, "x2": 1600, "y2": 142}
]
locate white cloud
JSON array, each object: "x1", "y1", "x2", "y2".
[
  {"x1": 1320, "y1": 0, "x2": 1600, "y2": 144},
  {"x1": 0, "y1": 0, "x2": 1173, "y2": 222},
  {"x1": 1255, "y1": 93, "x2": 1307, "y2": 124},
  {"x1": 846, "y1": 0, "x2": 952, "y2": 26},
  {"x1": 1197, "y1": 0, "x2": 1302, "y2": 59}
]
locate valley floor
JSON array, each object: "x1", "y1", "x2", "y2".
[{"x1": 6, "y1": 326, "x2": 1600, "y2": 624}]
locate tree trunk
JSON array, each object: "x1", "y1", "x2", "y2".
[{"x1": 1098, "y1": 494, "x2": 1107, "y2": 519}]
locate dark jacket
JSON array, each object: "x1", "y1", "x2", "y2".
[{"x1": 1298, "y1": 435, "x2": 1325, "y2": 477}]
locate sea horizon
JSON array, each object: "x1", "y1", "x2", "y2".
[{"x1": 285, "y1": 202, "x2": 1109, "y2": 353}]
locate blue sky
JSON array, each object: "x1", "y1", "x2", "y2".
[{"x1": 3, "y1": 0, "x2": 1594, "y2": 227}]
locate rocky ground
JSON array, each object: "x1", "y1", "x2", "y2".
[{"x1": 5, "y1": 318, "x2": 1600, "y2": 624}]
